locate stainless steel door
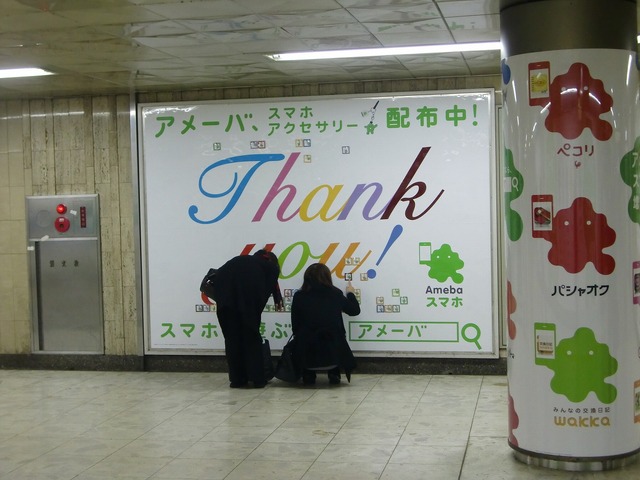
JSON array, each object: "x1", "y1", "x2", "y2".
[{"x1": 34, "y1": 238, "x2": 103, "y2": 352}]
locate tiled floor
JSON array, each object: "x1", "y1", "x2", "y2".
[{"x1": 0, "y1": 371, "x2": 639, "y2": 480}]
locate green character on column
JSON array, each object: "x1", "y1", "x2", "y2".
[
  {"x1": 619, "y1": 136, "x2": 640, "y2": 224},
  {"x1": 542, "y1": 327, "x2": 618, "y2": 404},
  {"x1": 504, "y1": 147, "x2": 524, "y2": 241}
]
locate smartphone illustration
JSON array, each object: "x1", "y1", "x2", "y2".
[
  {"x1": 529, "y1": 61, "x2": 551, "y2": 106},
  {"x1": 531, "y1": 194, "x2": 553, "y2": 238},
  {"x1": 419, "y1": 242, "x2": 432, "y2": 265},
  {"x1": 534, "y1": 322, "x2": 556, "y2": 363},
  {"x1": 633, "y1": 261, "x2": 640, "y2": 305}
]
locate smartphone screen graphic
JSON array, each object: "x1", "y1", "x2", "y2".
[
  {"x1": 419, "y1": 242, "x2": 431, "y2": 265},
  {"x1": 532, "y1": 194, "x2": 553, "y2": 238},
  {"x1": 534, "y1": 323, "x2": 556, "y2": 363},
  {"x1": 633, "y1": 261, "x2": 640, "y2": 305},
  {"x1": 529, "y1": 61, "x2": 551, "y2": 106},
  {"x1": 634, "y1": 380, "x2": 640, "y2": 423}
]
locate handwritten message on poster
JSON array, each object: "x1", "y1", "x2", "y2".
[{"x1": 139, "y1": 91, "x2": 497, "y2": 356}]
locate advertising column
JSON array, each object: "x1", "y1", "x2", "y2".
[{"x1": 501, "y1": 0, "x2": 640, "y2": 470}]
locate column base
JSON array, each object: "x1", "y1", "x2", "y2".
[{"x1": 511, "y1": 445, "x2": 640, "y2": 472}]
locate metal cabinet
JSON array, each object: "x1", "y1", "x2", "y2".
[{"x1": 26, "y1": 195, "x2": 104, "y2": 353}]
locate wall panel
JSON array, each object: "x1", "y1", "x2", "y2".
[{"x1": 0, "y1": 75, "x2": 501, "y2": 359}]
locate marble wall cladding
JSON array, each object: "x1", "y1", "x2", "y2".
[
  {"x1": 0, "y1": 74, "x2": 501, "y2": 357},
  {"x1": 0, "y1": 94, "x2": 135, "y2": 355}
]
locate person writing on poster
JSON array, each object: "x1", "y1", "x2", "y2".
[
  {"x1": 291, "y1": 263, "x2": 359, "y2": 385},
  {"x1": 212, "y1": 249, "x2": 283, "y2": 388}
]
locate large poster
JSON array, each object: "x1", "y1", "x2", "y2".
[{"x1": 139, "y1": 91, "x2": 497, "y2": 356}]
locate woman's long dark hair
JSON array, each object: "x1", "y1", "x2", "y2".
[
  {"x1": 254, "y1": 249, "x2": 280, "y2": 274},
  {"x1": 300, "y1": 263, "x2": 333, "y2": 291}
]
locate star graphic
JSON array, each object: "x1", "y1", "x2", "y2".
[{"x1": 365, "y1": 122, "x2": 378, "y2": 135}]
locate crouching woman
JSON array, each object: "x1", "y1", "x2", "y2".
[{"x1": 291, "y1": 263, "x2": 360, "y2": 385}]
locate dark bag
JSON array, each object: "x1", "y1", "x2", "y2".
[
  {"x1": 263, "y1": 339, "x2": 274, "y2": 381},
  {"x1": 199, "y1": 268, "x2": 218, "y2": 299},
  {"x1": 275, "y1": 336, "x2": 301, "y2": 383}
]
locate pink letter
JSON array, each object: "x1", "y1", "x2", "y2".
[{"x1": 252, "y1": 153, "x2": 301, "y2": 222}]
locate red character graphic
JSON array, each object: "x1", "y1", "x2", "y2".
[
  {"x1": 538, "y1": 197, "x2": 616, "y2": 275},
  {"x1": 507, "y1": 281, "x2": 517, "y2": 340},
  {"x1": 508, "y1": 391, "x2": 519, "y2": 447},
  {"x1": 545, "y1": 63, "x2": 613, "y2": 141}
]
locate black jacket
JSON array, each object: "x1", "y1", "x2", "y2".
[
  {"x1": 213, "y1": 254, "x2": 282, "y2": 314},
  {"x1": 291, "y1": 285, "x2": 359, "y2": 372}
]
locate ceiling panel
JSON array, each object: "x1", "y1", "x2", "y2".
[{"x1": 0, "y1": 0, "x2": 631, "y2": 100}]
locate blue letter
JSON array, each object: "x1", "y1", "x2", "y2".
[{"x1": 188, "y1": 153, "x2": 285, "y2": 224}]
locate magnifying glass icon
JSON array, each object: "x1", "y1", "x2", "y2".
[
  {"x1": 461, "y1": 323, "x2": 482, "y2": 350},
  {"x1": 511, "y1": 176, "x2": 519, "y2": 192}
]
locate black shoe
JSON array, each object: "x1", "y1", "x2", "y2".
[
  {"x1": 230, "y1": 382, "x2": 247, "y2": 388},
  {"x1": 328, "y1": 374, "x2": 341, "y2": 385}
]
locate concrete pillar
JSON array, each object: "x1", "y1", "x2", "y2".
[{"x1": 501, "y1": 0, "x2": 640, "y2": 470}]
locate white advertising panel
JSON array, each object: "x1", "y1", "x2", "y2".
[{"x1": 139, "y1": 91, "x2": 497, "y2": 356}]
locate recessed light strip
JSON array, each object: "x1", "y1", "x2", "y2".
[
  {"x1": 0, "y1": 68, "x2": 53, "y2": 79},
  {"x1": 267, "y1": 41, "x2": 502, "y2": 61}
]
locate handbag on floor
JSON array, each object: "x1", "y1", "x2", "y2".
[
  {"x1": 275, "y1": 336, "x2": 301, "y2": 383},
  {"x1": 263, "y1": 338, "x2": 275, "y2": 381}
]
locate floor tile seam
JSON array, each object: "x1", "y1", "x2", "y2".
[
  {"x1": 73, "y1": 414, "x2": 202, "y2": 475},
  {"x1": 1, "y1": 412, "x2": 63, "y2": 433},
  {"x1": 61, "y1": 400, "x2": 142, "y2": 433},
  {"x1": 152, "y1": 396, "x2": 229, "y2": 438},
  {"x1": 456, "y1": 434, "x2": 472, "y2": 480},
  {"x1": 4, "y1": 446, "x2": 119, "y2": 480},
  {"x1": 457, "y1": 375, "x2": 490, "y2": 480},
  {"x1": 357, "y1": 373, "x2": 393, "y2": 406},
  {"x1": 48, "y1": 371, "x2": 133, "y2": 401},
  {"x1": 301, "y1": 442, "x2": 388, "y2": 480},
  {"x1": 1, "y1": 430, "x2": 71, "y2": 468},
  {"x1": 257, "y1": 386, "x2": 314, "y2": 446},
  {"x1": 134, "y1": 378, "x2": 231, "y2": 429},
  {"x1": 219, "y1": 442, "x2": 285, "y2": 480},
  {"x1": 300, "y1": 375, "x2": 388, "y2": 479},
  {"x1": 72, "y1": 426, "x2": 167, "y2": 469},
  {"x1": 69, "y1": 448, "x2": 173, "y2": 480},
  {"x1": 74, "y1": 435, "x2": 144, "y2": 472},
  {"x1": 372, "y1": 383, "x2": 420, "y2": 479},
  {"x1": 80, "y1": 412, "x2": 167, "y2": 439},
  {"x1": 138, "y1": 425, "x2": 223, "y2": 445},
  {"x1": 44, "y1": 371, "x2": 172, "y2": 421},
  {"x1": 0, "y1": 453, "x2": 29, "y2": 477},
  {"x1": 324, "y1": 374, "x2": 389, "y2": 431}
]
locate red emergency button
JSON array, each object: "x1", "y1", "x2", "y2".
[
  {"x1": 54, "y1": 216, "x2": 70, "y2": 233},
  {"x1": 56, "y1": 203, "x2": 67, "y2": 214}
]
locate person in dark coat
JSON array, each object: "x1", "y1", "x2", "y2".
[
  {"x1": 212, "y1": 250, "x2": 283, "y2": 388},
  {"x1": 291, "y1": 263, "x2": 359, "y2": 385}
]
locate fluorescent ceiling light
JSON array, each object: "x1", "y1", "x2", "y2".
[
  {"x1": 267, "y1": 42, "x2": 502, "y2": 61},
  {"x1": 0, "y1": 68, "x2": 53, "y2": 79}
]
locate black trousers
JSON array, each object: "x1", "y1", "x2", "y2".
[
  {"x1": 217, "y1": 305, "x2": 265, "y2": 385},
  {"x1": 303, "y1": 367, "x2": 340, "y2": 382}
]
